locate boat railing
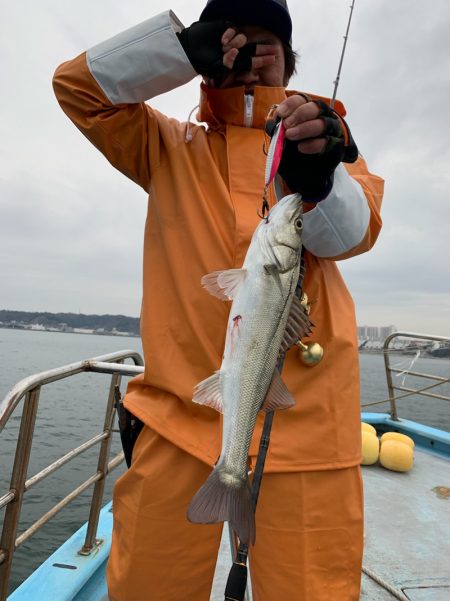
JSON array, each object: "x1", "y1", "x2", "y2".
[
  {"x1": 360, "y1": 331, "x2": 450, "y2": 420},
  {"x1": 0, "y1": 350, "x2": 145, "y2": 601}
]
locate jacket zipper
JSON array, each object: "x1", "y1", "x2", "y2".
[{"x1": 244, "y1": 94, "x2": 254, "y2": 128}]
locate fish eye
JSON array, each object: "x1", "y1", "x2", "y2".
[{"x1": 295, "y1": 218, "x2": 303, "y2": 230}]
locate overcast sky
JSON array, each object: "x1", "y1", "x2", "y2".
[{"x1": 1, "y1": 0, "x2": 449, "y2": 335}]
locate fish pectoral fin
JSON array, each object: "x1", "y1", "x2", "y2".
[
  {"x1": 261, "y1": 369, "x2": 296, "y2": 412},
  {"x1": 193, "y1": 371, "x2": 224, "y2": 413},
  {"x1": 279, "y1": 295, "x2": 313, "y2": 354},
  {"x1": 201, "y1": 269, "x2": 247, "y2": 301}
]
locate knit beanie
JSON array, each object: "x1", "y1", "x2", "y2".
[{"x1": 200, "y1": 0, "x2": 292, "y2": 46}]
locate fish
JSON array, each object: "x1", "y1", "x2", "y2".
[{"x1": 187, "y1": 193, "x2": 312, "y2": 545}]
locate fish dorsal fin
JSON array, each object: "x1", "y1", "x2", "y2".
[
  {"x1": 193, "y1": 371, "x2": 224, "y2": 413},
  {"x1": 201, "y1": 269, "x2": 247, "y2": 301},
  {"x1": 261, "y1": 369, "x2": 296, "y2": 412},
  {"x1": 279, "y1": 295, "x2": 313, "y2": 354}
]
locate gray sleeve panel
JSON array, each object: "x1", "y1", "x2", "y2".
[
  {"x1": 86, "y1": 10, "x2": 198, "y2": 104},
  {"x1": 302, "y1": 163, "x2": 370, "y2": 257}
]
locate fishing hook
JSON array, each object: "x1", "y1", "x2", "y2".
[{"x1": 257, "y1": 190, "x2": 270, "y2": 221}]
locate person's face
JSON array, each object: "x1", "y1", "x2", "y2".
[{"x1": 214, "y1": 25, "x2": 287, "y2": 91}]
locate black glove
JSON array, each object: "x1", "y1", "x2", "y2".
[
  {"x1": 272, "y1": 100, "x2": 359, "y2": 202},
  {"x1": 177, "y1": 21, "x2": 257, "y2": 85}
]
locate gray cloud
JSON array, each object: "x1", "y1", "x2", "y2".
[{"x1": 1, "y1": 0, "x2": 449, "y2": 335}]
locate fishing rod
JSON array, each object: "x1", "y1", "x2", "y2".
[
  {"x1": 224, "y1": 3, "x2": 358, "y2": 599},
  {"x1": 331, "y1": 0, "x2": 357, "y2": 109}
]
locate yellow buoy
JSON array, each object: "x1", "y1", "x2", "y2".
[
  {"x1": 379, "y1": 440, "x2": 414, "y2": 472},
  {"x1": 361, "y1": 431, "x2": 380, "y2": 465},
  {"x1": 380, "y1": 431, "x2": 414, "y2": 449},
  {"x1": 361, "y1": 422, "x2": 377, "y2": 436}
]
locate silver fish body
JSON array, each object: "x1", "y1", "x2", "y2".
[{"x1": 187, "y1": 193, "x2": 311, "y2": 545}]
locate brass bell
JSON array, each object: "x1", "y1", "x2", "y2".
[{"x1": 296, "y1": 340, "x2": 324, "y2": 366}]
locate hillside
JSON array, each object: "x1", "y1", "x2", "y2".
[{"x1": 0, "y1": 310, "x2": 140, "y2": 336}]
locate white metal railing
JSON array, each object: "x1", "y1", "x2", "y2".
[
  {"x1": 0, "y1": 350, "x2": 144, "y2": 601},
  {"x1": 361, "y1": 332, "x2": 450, "y2": 420}
]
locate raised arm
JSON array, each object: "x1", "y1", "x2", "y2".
[{"x1": 52, "y1": 10, "x2": 197, "y2": 191}]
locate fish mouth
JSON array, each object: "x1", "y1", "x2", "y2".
[
  {"x1": 284, "y1": 241, "x2": 300, "y2": 252},
  {"x1": 278, "y1": 237, "x2": 301, "y2": 253}
]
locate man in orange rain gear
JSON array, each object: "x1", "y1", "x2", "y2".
[{"x1": 53, "y1": 1, "x2": 384, "y2": 599}]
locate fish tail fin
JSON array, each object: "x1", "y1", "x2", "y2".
[{"x1": 187, "y1": 469, "x2": 256, "y2": 545}]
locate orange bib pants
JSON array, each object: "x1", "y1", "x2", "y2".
[{"x1": 107, "y1": 426, "x2": 364, "y2": 601}]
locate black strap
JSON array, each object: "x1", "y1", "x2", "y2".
[{"x1": 115, "y1": 386, "x2": 144, "y2": 468}]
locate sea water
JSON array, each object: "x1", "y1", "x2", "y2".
[{"x1": 0, "y1": 328, "x2": 449, "y2": 594}]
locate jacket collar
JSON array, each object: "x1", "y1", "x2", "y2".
[{"x1": 198, "y1": 83, "x2": 287, "y2": 130}]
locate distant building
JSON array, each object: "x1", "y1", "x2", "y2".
[
  {"x1": 357, "y1": 325, "x2": 397, "y2": 341},
  {"x1": 379, "y1": 325, "x2": 397, "y2": 340}
]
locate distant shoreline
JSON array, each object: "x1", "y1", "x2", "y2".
[
  {"x1": 0, "y1": 325, "x2": 140, "y2": 338},
  {"x1": 358, "y1": 347, "x2": 449, "y2": 359},
  {"x1": 0, "y1": 309, "x2": 140, "y2": 337}
]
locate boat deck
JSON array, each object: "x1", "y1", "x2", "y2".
[
  {"x1": 210, "y1": 446, "x2": 450, "y2": 601},
  {"x1": 211, "y1": 446, "x2": 450, "y2": 600},
  {"x1": 360, "y1": 447, "x2": 450, "y2": 600}
]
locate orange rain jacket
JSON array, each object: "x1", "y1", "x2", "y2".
[{"x1": 53, "y1": 11, "x2": 384, "y2": 475}]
